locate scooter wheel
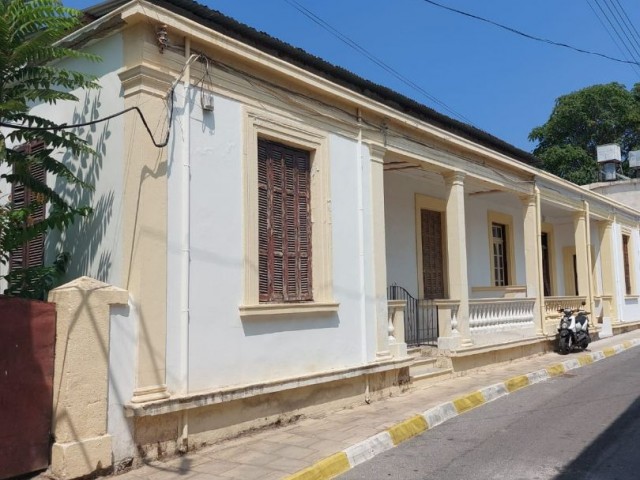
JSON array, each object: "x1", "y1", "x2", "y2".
[{"x1": 559, "y1": 336, "x2": 571, "y2": 354}]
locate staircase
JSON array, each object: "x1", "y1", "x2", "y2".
[{"x1": 407, "y1": 346, "x2": 453, "y2": 386}]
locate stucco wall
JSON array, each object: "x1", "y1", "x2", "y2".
[
  {"x1": 167, "y1": 86, "x2": 378, "y2": 393},
  {"x1": 384, "y1": 171, "x2": 447, "y2": 298},
  {"x1": 28, "y1": 34, "x2": 125, "y2": 288},
  {"x1": 466, "y1": 194, "x2": 526, "y2": 290}
]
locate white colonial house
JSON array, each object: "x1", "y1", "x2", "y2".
[{"x1": 2, "y1": 0, "x2": 640, "y2": 477}]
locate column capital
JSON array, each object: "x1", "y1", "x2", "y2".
[
  {"x1": 444, "y1": 170, "x2": 465, "y2": 186},
  {"x1": 368, "y1": 143, "x2": 387, "y2": 164},
  {"x1": 519, "y1": 193, "x2": 536, "y2": 207}
]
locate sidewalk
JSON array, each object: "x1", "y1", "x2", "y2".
[{"x1": 116, "y1": 330, "x2": 640, "y2": 480}]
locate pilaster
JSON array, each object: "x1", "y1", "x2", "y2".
[{"x1": 369, "y1": 144, "x2": 396, "y2": 358}]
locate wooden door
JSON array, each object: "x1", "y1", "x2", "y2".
[{"x1": 421, "y1": 209, "x2": 445, "y2": 299}]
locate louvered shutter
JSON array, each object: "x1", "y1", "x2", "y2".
[
  {"x1": 9, "y1": 141, "x2": 46, "y2": 271},
  {"x1": 421, "y1": 209, "x2": 445, "y2": 299},
  {"x1": 258, "y1": 140, "x2": 312, "y2": 302}
]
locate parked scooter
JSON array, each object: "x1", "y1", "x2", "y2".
[{"x1": 557, "y1": 305, "x2": 591, "y2": 354}]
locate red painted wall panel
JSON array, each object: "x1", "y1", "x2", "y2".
[{"x1": 0, "y1": 296, "x2": 56, "y2": 479}]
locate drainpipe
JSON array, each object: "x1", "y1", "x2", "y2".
[{"x1": 179, "y1": 36, "x2": 191, "y2": 452}]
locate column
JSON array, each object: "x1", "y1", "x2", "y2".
[
  {"x1": 521, "y1": 192, "x2": 544, "y2": 335},
  {"x1": 574, "y1": 205, "x2": 593, "y2": 313},
  {"x1": 48, "y1": 277, "x2": 129, "y2": 479},
  {"x1": 443, "y1": 171, "x2": 472, "y2": 348},
  {"x1": 370, "y1": 145, "x2": 398, "y2": 358},
  {"x1": 599, "y1": 219, "x2": 620, "y2": 327}
]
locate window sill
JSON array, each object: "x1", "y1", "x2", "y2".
[{"x1": 239, "y1": 301, "x2": 340, "y2": 317}]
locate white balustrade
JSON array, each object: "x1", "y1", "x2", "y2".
[{"x1": 469, "y1": 298, "x2": 535, "y2": 333}]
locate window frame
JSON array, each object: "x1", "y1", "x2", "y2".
[
  {"x1": 622, "y1": 232, "x2": 634, "y2": 296},
  {"x1": 487, "y1": 211, "x2": 516, "y2": 287},
  {"x1": 414, "y1": 194, "x2": 448, "y2": 300},
  {"x1": 240, "y1": 109, "x2": 337, "y2": 317}
]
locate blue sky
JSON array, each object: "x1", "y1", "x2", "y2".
[{"x1": 65, "y1": 0, "x2": 640, "y2": 152}]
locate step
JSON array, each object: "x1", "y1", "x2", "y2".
[{"x1": 410, "y1": 366, "x2": 454, "y2": 385}]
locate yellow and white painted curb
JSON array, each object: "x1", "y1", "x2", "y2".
[{"x1": 283, "y1": 338, "x2": 640, "y2": 480}]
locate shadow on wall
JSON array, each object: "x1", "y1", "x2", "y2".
[{"x1": 47, "y1": 90, "x2": 114, "y2": 284}]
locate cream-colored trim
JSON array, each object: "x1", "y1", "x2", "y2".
[
  {"x1": 621, "y1": 231, "x2": 636, "y2": 295},
  {"x1": 563, "y1": 246, "x2": 577, "y2": 295},
  {"x1": 239, "y1": 302, "x2": 340, "y2": 317},
  {"x1": 242, "y1": 108, "x2": 333, "y2": 308},
  {"x1": 471, "y1": 285, "x2": 527, "y2": 297},
  {"x1": 414, "y1": 194, "x2": 448, "y2": 299},
  {"x1": 541, "y1": 223, "x2": 557, "y2": 296},
  {"x1": 487, "y1": 210, "x2": 516, "y2": 286},
  {"x1": 125, "y1": 355, "x2": 414, "y2": 418},
  {"x1": 118, "y1": 63, "x2": 176, "y2": 98}
]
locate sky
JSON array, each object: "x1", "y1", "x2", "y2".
[{"x1": 63, "y1": 0, "x2": 640, "y2": 152}]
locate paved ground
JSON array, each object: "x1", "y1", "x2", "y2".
[
  {"x1": 113, "y1": 330, "x2": 640, "y2": 480},
  {"x1": 340, "y1": 341, "x2": 640, "y2": 479}
]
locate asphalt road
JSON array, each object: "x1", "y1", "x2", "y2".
[{"x1": 339, "y1": 348, "x2": 640, "y2": 480}]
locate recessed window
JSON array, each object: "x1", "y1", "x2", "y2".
[
  {"x1": 258, "y1": 139, "x2": 312, "y2": 303},
  {"x1": 491, "y1": 222, "x2": 509, "y2": 286},
  {"x1": 623, "y1": 234, "x2": 631, "y2": 295}
]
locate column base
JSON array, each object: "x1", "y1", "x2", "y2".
[
  {"x1": 376, "y1": 350, "x2": 393, "y2": 361},
  {"x1": 51, "y1": 435, "x2": 112, "y2": 480},
  {"x1": 389, "y1": 341, "x2": 408, "y2": 358},
  {"x1": 599, "y1": 317, "x2": 614, "y2": 338},
  {"x1": 131, "y1": 384, "x2": 170, "y2": 403}
]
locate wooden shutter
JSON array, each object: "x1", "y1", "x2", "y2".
[
  {"x1": 9, "y1": 141, "x2": 46, "y2": 271},
  {"x1": 623, "y1": 235, "x2": 631, "y2": 295},
  {"x1": 421, "y1": 209, "x2": 445, "y2": 299},
  {"x1": 258, "y1": 140, "x2": 312, "y2": 302}
]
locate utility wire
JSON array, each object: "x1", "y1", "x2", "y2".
[
  {"x1": 612, "y1": 0, "x2": 640, "y2": 51},
  {"x1": 0, "y1": 102, "x2": 173, "y2": 148},
  {"x1": 421, "y1": 0, "x2": 640, "y2": 67},
  {"x1": 610, "y1": 0, "x2": 640, "y2": 53},
  {"x1": 586, "y1": 0, "x2": 640, "y2": 77},
  {"x1": 282, "y1": 0, "x2": 477, "y2": 126},
  {"x1": 595, "y1": 0, "x2": 640, "y2": 66}
]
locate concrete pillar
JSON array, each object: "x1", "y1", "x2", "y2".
[
  {"x1": 443, "y1": 171, "x2": 472, "y2": 347},
  {"x1": 48, "y1": 277, "x2": 128, "y2": 479},
  {"x1": 574, "y1": 205, "x2": 594, "y2": 313},
  {"x1": 599, "y1": 219, "x2": 620, "y2": 326},
  {"x1": 521, "y1": 192, "x2": 544, "y2": 335},
  {"x1": 369, "y1": 144, "x2": 395, "y2": 358}
]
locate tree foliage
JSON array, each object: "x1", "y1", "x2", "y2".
[
  {"x1": 0, "y1": 0, "x2": 100, "y2": 298},
  {"x1": 529, "y1": 82, "x2": 640, "y2": 185}
]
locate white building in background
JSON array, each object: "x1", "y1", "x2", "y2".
[{"x1": 6, "y1": 0, "x2": 640, "y2": 472}]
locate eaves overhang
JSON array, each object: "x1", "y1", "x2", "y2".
[{"x1": 78, "y1": 0, "x2": 542, "y2": 169}]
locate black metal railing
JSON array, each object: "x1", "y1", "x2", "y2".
[{"x1": 388, "y1": 284, "x2": 438, "y2": 346}]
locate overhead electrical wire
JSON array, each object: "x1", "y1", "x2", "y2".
[
  {"x1": 282, "y1": 0, "x2": 477, "y2": 126},
  {"x1": 593, "y1": 0, "x2": 640, "y2": 67},
  {"x1": 611, "y1": 0, "x2": 640, "y2": 51},
  {"x1": 0, "y1": 103, "x2": 174, "y2": 148},
  {"x1": 586, "y1": 0, "x2": 640, "y2": 77},
  {"x1": 420, "y1": 0, "x2": 640, "y2": 67},
  {"x1": 609, "y1": 0, "x2": 640, "y2": 54}
]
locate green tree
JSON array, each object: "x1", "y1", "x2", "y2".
[
  {"x1": 529, "y1": 82, "x2": 640, "y2": 185},
  {"x1": 0, "y1": 0, "x2": 99, "y2": 298}
]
